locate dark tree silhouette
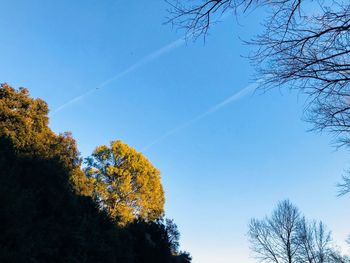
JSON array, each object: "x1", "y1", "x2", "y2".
[
  {"x1": 0, "y1": 83, "x2": 191, "y2": 263},
  {"x1": 166, "y1": 219, "x2": 181, "y2": 254}
]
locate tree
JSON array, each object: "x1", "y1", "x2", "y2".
[
  {"x1": 167, "y1": 0, "x2": 350, "y2": 194},
  {"x1": 172, "y1": 251, "x2": 192, "y2": 263},
  {"x1": 338, "y1": 175, "x2": 350, "y2": 196},
  {"x1": 166, "y1": 218, "x2": 181, "y2": 254},
  {"x1": 0, "y1": 83, "x2": 131, "y2": 262},
  {"x1": 85, "y1": 140, "x2": 165, "y2": 225},
  {"x1": 249, "y1": 200, "x2": 300, "y2": 263},
  {"x1": 168, "y1": 0, "x2": 350, "y2": 142},
  {"x1": 297, "y1": 219, "x2": 333, "y2": 263},
  {"x1": 248, "y1": 200, "x2": 347, "y2": 263},
  {"x1": 0, "y1": 83, "x2": 191, "y2": 263},
  {"x1": 0, "y1": 83, "x2": 83, "y2": 188}
]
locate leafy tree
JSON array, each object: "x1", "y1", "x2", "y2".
[
  {"x1": 0, "y1": 83, "x2": 49, "y2": 150},
  {"x1": 84, "y1": 140, "x2": 165, "y2": 225},
  {"x1": 248, "y1": 200, "x2": 348, "y2": 263},
  {"x1": 0, "y1": 83, "x2": 84, "y2": 191},
  {"x1": 124, "y1": 219, "x2": 191, "y2": 263},
  {"x1": 0, "y1": 84, "x2": 130, "y2": 262},
  {"x1": 172, "y1": 251, "x2": 192, "y2": 263},
  {"x1": 0, "y1": 83, "x2": 191, "y2": 263}
]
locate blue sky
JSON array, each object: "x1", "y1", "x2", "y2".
[{"x1": 1, "y1": 1, "x2": 349, "y2": 262}]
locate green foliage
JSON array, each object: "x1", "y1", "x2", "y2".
[
  {"x1": 0, "y1": 84, "x2": 190, "y2": 263},
  {"x1": 85, "y1": 140, "x2": 165, "y2": 225}
]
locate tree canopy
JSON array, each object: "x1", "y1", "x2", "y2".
[
  {"x1": 0, "y1": 83, "x2": 191, "y2": 263},
  {"x1": 85, "y1": 140, "x2": 165, "y2": 225},
  {"x1": 0, "y1": 83, "x2": 85, "y2": 190}
]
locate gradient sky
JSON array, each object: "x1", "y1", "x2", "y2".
[{"x1": 1, "y1": 1, "x2": 349, "y2": 262}]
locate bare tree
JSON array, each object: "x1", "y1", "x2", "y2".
[
  {"x1": 248, "y1": 200, "x2": 301, "y2": 263},
  {"x1": 329, "y1": 252, "x2": 350, "y2": 263},
  {"x1": 338, "y1": 175, "x2": 350, "y2": 196},
  {"x1": 297, "y1": 219, "x2": 333, "y2": 263},
  {"x1": 167, "y1": 0, "x2": 350, "y2": 143},
  {"x1": 167, "y1": 1, "x2": 304, "y2": 40},
  {"x1": 248, "y1": 200, "x2": 346, "y2": 263},
  {"x1": 167, "y1": 0, "x2": 350, "y2": 194}
]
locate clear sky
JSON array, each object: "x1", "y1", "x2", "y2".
[{"x1": 0, "y1": 1, "x2": 349, "y2": 262}]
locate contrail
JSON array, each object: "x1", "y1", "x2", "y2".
[
  {"x1": 141, "y1": 80, "x2": 262, "y2": 152},
  {"x1": 51, "y1": 37, "x2": 186, "y2": 115}
]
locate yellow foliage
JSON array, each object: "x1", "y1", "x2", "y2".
[
  {"x1": 0, "y1": 83, "x2": 85, "y2": 195},
  {"x1": 85, "y1": 140, "x2": 165, "y2": 226}
]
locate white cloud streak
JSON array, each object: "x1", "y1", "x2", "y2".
[
  {"x1": 141, "y1": 80, "x2": 261, "y2": 152},
  {"x1": 51, "y1": 37, "x2": 186, "y2": 115}
]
